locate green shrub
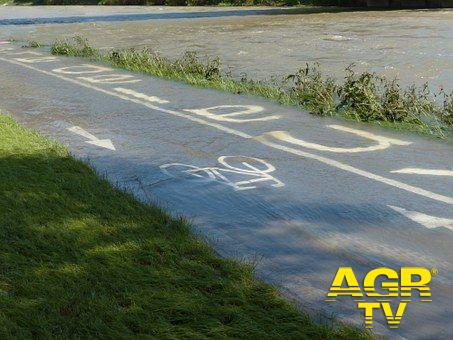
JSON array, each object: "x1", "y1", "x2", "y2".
[
  {"x1": 164, "y1": 0, "x2": 187, "y2": 5},
  {"x1": 440, "y1": 90, "x2": 453, "y2": 126},
  {"x1": 286, "y1": 63, "x2": 337, "y2": 115},
  {"x1": 187, "y1": 0, "x2": 222, "y2": 5},
  {"x1": 338, "y1": 67, "x2": 383, "y2": 122},
  {"x1": 51, "y1": 36, "x2": 97, "y2": 57},
  {"x1": 100, "y1": 0, "x2": 147, "y2": 4}
]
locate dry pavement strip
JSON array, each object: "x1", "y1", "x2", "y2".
[{"x1": 0, "y1": 43, "x2": 452, "y2": 338}]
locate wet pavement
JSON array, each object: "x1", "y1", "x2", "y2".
[
  {"x1": 0, "y1": 42, "x2": 452, "y2": 338},
  {"x1": 1, "y1": 6, "x2": 452, "y2": 90}
]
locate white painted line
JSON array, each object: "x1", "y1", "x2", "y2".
[
  {"x1": 255, "y1": 134, "x2": 453, "y2": 205},
  {"x1": 78, "y1": 74, "x2": 141, "y2": 84},
  {"x1": 114, "y1": 87, "x2": 169, "y2": 104},
  {"x1": 9, "y1": 51, "x2": 43, "y2": 56},
  {"x1": 391, "y1": 168, "x2": 453, "y2": 177},
  {"x1": 2, "y1": 55, "x2": 452, "y2": 205},
  {"x1": 67, "y1": 125, "x2": 116, "y2": 151},
  {"x1": 262, "y1": 125, "x2": 411, "y2": 153},
  {"x1": 388, "y1": 205, "x2": 453, "y2": 231},
  {"x1": 14, "y1": 56, "x2": 59, "y2": 64},
  {"x1": 184, "y1": 105, "x2": 280, "y2": 123},
  {"x1": 53, "y1": 64, "x2": 113, "y2": 75}
]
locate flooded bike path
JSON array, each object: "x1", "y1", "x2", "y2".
[{"x1": 0, "y1": 43, "x2": 452, "y2": 338}]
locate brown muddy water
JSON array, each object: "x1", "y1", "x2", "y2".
[{"x1": 1, "y1": 7, "x2": 452, "y2": 89}]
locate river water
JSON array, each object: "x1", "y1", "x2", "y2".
[{"x1": 1, "y1": 7, "x2": 452, "y2": 89}]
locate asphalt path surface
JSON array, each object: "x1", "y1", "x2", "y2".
[{"x1": 0, "y1": 43, "x2": 452, "y2": 338}]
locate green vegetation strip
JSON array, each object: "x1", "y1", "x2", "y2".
[
  {"x1": 50, "y1": 36, "x2": 452, "y2": 139},
  {"x1": 0, "y1": 113, "x2": 368, "y2": 337}
]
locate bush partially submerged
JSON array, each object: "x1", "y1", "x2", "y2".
[
  {"x1": 107, "y1": 49, "x2": 222, "y2": 81},
  {"x1": 340, "y1": 67, "x2": 433, "y2": 124},
  {"x1": 22, "y1": 40, "x2": 41, "y2": 48},
  {"x1": 51, "y1": 36, "x2": 97, "y2": 58},
  {"x1": 51, "y1": 36, "x2": 452, "y2": 138},
  {"x1": 286, "y1": 64, "x2": 337, "y2": 115},
  {"x1": 440, "y1": 90, "x2": 453, "y2": 126}
]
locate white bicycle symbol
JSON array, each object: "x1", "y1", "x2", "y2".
[{"x1": 160, "y1": 156, "x2": 285, "y2": 191}]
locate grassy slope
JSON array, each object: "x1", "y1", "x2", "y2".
[{"x1": 0, "y1": 114, "x2": 368, "y2": 338}]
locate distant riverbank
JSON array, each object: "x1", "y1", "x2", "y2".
[
  {"x1": 3, "y1": 0, "x2": 323, "y2": 6},
  {"x1": 1, "y1": 0, "x2": 451, "y2": 7}
]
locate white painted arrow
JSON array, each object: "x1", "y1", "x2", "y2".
[
  {"x1": 388, "y1": 205, "x2": 453, "y2": 231},
  {"x1": 67, "y1": 126, "x2": 116, "y2": 151},
  {"x1": 391, "y1": 168, "x2": 453, "y2": 176}
]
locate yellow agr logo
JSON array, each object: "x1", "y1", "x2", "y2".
[{"x1": 326, "y1": 267, "x2": 433, "y2": 329}]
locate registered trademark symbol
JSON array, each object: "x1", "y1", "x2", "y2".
[{"x1": 431, "y1": 268, "x2": 438, "y2": 276}]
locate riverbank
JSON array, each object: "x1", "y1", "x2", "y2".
[
  {"x1": 0, "y1": 1, "x2": 325, "y2": 6},
  {"x1": 0, "y1": 113, "x2": 368, "y2": 338},
  {"x1": 1, "y1": 0, "x2": 451, "y2": 6},
  {"x1": 48, "y1": 36, "x2": 452, "y2": 138}
]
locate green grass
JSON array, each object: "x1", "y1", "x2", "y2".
[
  {"x1": 50, "y1": 36, "x2": 452, "y2": 140},
  {"x1": 0, "y1": 113, "x2": 369, "y2": 338}
]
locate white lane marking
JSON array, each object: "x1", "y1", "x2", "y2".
[
  {"x1": 2, "y1": 56, "x2": 452, "y2": 205},
  {"x1": 78, "y1": 74, "x2": 141, "y2": 84},
  {"x1": 263, "y1": 125, "x2": 411, "y2": 153},
  {"x1": 114, "y1": 87, "x2": 169, "y2": 104},
  {"x1": 53, "y1": 65, "x2": 140, "y2": 83},
  {"x1": 391, "y1": 168, "x2": 453, "y2": 177},
  {"x1": 388, "y1": 205, "x2": 453, "y2": 231},
  {"x1": 67, "y1": 125, "x2": 116, "y2": 151},
  {"x1": 0, "y1": 41, "x2": 10, "y2": 45},
  {"x1": 9, "y1": 51, "x2": 43, "y2": 56},
  {"x1": 255, "y1": 134, "x2": 453, "y2": 205},
  {"x1": 14, "y1": 56, "x2": 59, "y2": 64},
  {"x1": 53, "y1": 64, "x2": 113, "y2": 75},
  {"x1": 184, "y1": 105, "x2": 280, "y2": 123},
  {"x1": 160, "y1": 156, "x2": 284, "y2": 191}
]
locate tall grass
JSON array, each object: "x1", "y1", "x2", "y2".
[
  {"x1": 51, "y1": 36, "x2": 452, "y2": 138},
  {"x1": 51, "y1": 35, "x2": 97, "y2": 57}
]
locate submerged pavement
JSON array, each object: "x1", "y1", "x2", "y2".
[{"x1": 0, "y1": 43, "x2": 452, "y2": 338}]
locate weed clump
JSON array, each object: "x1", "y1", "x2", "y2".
[
  {"x1": 440, "y1": 90, "x2": 453, "y2": 126},
  {"x1": 286, "y1": 63, "x2": 337, "y2": 115},
  {"x1": 51, "y1": 35, "x2": 97, "y2": 58},
  {"x1": 106, "y1": 49, "x2": 222, "y2": 81},
  {"x1": 22, "y1": 40, "x2": 41, "y2": 48}
]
